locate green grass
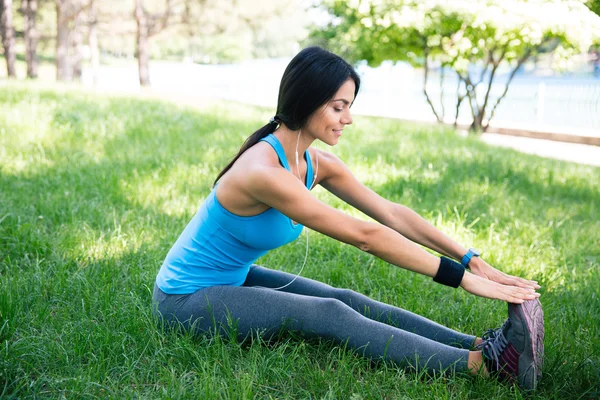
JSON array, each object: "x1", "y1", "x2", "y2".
[{"x1": 0, "y1": 80, "x2": 599, "y2": 399}]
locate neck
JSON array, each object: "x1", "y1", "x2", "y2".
[{"x1": 272, "y1": 125, "x2": 314, "y2": 170}]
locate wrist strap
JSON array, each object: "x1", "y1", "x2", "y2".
[
  {"x1": 433, "y1": 256, "x2": 465, "y2": 288},
  {"x1": 461, "y1": 249, "x2": 475, "y2": 269}
]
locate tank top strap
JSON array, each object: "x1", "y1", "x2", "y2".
[
  {"x1": 305, "y1": 148, "x2": 314, "y2": 188},
  {"x1": 259, "y1": 133, "x2": 291, "y2": 171},
  {"x1": 260, "y1": 133, "x2": 314, "y2": 189}
]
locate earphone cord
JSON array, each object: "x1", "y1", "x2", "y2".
[{"x1": 257, "y1": 130, "x2": 318, "y2": 291}]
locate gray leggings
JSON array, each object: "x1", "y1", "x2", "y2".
[{"x1": 152, "y1": 265, "x2": 475, "y2": 373}]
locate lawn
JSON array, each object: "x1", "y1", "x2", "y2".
[{"x1": 0, "y1": 81, "x2": 599, "y2": 399}]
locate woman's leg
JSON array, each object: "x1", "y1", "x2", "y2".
[
  {"x1": 152, "y1": 283, "x2": 472, "y2": 373},
  {"x1": 243, "y1": 265, "x2": 476, "y2": 349}
]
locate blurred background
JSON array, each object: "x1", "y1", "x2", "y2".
[{"x1": 1, "y1": 0, "x2": 600, "y2": 147}]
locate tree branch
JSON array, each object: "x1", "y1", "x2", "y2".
[
  {"x1": 62, "y1": 0, "x2": 94, "y2": 23},
  {"x1": 478, "y1": 46, "x2": 506, "y2": 130},
  {"x1": 484, "y1": 47, "x2": 533, "y2": 131},
  {"x1": 475, "y1": 46, "x2": 495, "y2": 85},
  {"x1": 423, "y1": 49, "x2": 443, "y2": 123},
  {"x1": 463, "y1": 74, "x2": 478, "y2": 120},
  {"x1": 148, "y1": 0, "x2": 173, "y2": 37},
  {"x1": 439, "y1": 65, "x2": 446, "y2": 120},
  {"x1": 454, "y1": 73, "x2": 468, "y2": 127}
]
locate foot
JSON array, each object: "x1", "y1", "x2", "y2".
[{"x1": 477, "y1": 299, "x2": 544, "y2": 390}]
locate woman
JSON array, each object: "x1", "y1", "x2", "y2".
[{"x1": 153, "y1": 47, "x2": 544, "y2": 390}]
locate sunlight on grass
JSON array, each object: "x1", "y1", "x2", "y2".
[
  {"x1": 124, "y1": 162, "x2": 214, "y2": 215},
  {"x1": 352, "y1": 156, "x2": 418, "y2": 187}
]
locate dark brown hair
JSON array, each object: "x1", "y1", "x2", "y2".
[{"x1": 212, "y1": 46, "x2": 360, "y2": 188}]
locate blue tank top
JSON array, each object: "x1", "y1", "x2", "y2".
[{"x1": 155, "y1": 133, "x2": 314, "y2": 294}]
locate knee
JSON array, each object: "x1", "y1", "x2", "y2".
[
  {"x1": 334, "y1": 288, "x2": 366, "y2": 305},
  {"x1": 316, "y1": 297, "x2": 355, "y2": 319},
  {"x1": 340, "y1": 288, "x2": 360, "y2": 297}
]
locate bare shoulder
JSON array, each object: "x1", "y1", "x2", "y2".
[
  {"x1": 309, "y1": 147, "x2": 394, "y2": 225},
  {"x1": 310, "y1": 147, "x2": 349, "y2": 186},
  {"x1": 223, "y1": 141, "x2": 282, "y2": 185},
  {"x1": 214, "y1": 141, "x2": 281, "y2": 215},
  {"x1": 244, "y1": 140, "x2": 282, "y2": 167}
]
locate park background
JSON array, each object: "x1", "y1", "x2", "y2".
[{"x1": 1, "y1": 0, "x2": 600, "y2": 398}]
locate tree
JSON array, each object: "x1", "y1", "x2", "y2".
[
  {"x1": 1, "y1": 0, "x2": 16, "y2": 78},
  {"x1": 233, "y1": 0, "x2": 306, "y2": 59},
  {"x1": 87, "y1": 1, "x2": 98, "y2": 83},
  {"x1": 311, "y1": 0, "x2": 600, "y2": 133},
  {"x1": 55, "y1": 0, "x2": 93, "y2": 81},
  {"x1": 586, "y1": 0, "x2": 600, "y2": 16},
  {"x1": 134, "y1": 0, "x2": 172, "y2": 86},
  {"x1": 21, "y1": 0, "x2": 40, "y2": 78},
  {"x1": 170, "y1": 0, "x2": 308, "y2": 63}
]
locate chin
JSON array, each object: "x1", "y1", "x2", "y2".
[{"x1": 324, "y1": 136, "x2": 337, "y2": 145}]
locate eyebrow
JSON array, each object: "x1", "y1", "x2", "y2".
[{"x1": 332, "y1": 99, "x2": 351, "y2": 105}]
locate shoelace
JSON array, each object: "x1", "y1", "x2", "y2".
[
  {"x1": 481, "y1": 319, "x2": 509, "y2": 341},
  {"x1": 476, "y1": 325, "x2": 510, "y2": 372}
]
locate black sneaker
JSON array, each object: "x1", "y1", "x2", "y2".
[
  {"x1": 477, "y1": 299, "x2": 544, "y2": 390},
  {"x1": 480, "y1": 318, "x2": 509, "y2": 342},
  {"x1": 508, "y1": 299, "x2": 544, "y2": 389}
]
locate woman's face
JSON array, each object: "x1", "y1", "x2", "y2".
[{"x1": 305, "y1": 78, "x2": 356, "y2": 146}]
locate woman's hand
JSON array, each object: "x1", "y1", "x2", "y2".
[
  {"x1": 468, "y1": 257, "x2": 541, "y2": 290},
  {"x1": 460, "y1": 272, "x2": 541, "y2": 303}
]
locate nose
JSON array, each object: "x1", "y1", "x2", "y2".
[{"x1": 342, "y1": 110, "x2": 353, "y2": 125}]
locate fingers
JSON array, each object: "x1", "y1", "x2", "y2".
[
  {"x1": 461, "y1": 273, "x2": 541, "y2": 303},
  {"x1": 474, "y1": 261, "x2": 542, "y2": 290},
  {"x1": 499, "y1": 285, "x2": 540, "y2": 303},
  {"x1": 513, "y1": 277, "x2": 541, "y2": 290},
  {"x1": 507, "y1": 276, "x2": 539, "y2": 290},
  {"x1": 497, "y1": 273, "x2": 541, "y2": 290}
]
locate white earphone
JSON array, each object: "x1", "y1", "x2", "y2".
[{"x1": 263, "y1": 130, "x2": 318, "y2": 291}]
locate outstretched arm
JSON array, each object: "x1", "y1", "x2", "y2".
[
  {"x1": 317, "y1": 151, "x2": 539, "y2": 290},
  {"x1": 246, "y1": 164, "x2": 539, "y2": 303},
  {"x1": 381, "y1": 204, "x2": 540, "y2": 290}
]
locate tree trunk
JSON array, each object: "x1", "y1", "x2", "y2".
[
  {"x1": 88, "y1": 1, "x2": 98, "y2": 84},
  {"x1": 56, "y1": 1, "x2": 71, "y2": 81},
  {"x1": 71, "y1": 10, "x2": 83, "y2": 80},
  {"x1": 469, "y1": 113, "x2": 484, "y2": 133},
  {"x1": 423, "y1": 52, "x2": 442, "y2": 123},
  {"x1": 1, "y1": 0, "x2": 17, "y2": 78},
  {"x1": 454, "y1": 75, "x2": 466, "y2": 128},
  {"x1": 134, "y1": 0, "x2": 150, "y2": 86},
  {"x1": 22, "y1": 0, "x2": 38, "y2": 79}
]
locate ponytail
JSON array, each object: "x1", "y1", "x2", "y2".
[{"x1": 212, "y1": 117, "x2": 280, "y2": 188}]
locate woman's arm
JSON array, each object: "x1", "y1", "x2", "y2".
[
  {"x1": 382, "y1": 204, "x2": 540, "y2": 289},
  {"x1": 385, "y1": 203, "x2": 466, "y2": 260},
  {"x1": 365, "y1": 220, "x2": 539, "y2": 303},
  {"x1": 247, "y1": 165, "x2": 539, "y2": 303},
  {"x1": 317, "y1": 150, "x2": 539, "y2": 290},
  {"x1": 316, "y1": 151, "x2": 465, "y2": 259}
]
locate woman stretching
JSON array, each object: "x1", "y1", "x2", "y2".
[{"x1": 153, "y1": 46, "x2": 544, "y2": 390}]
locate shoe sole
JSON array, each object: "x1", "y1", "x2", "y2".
[{"x1": 509, "y1": 299, "x2": 544, "y2": 390}]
